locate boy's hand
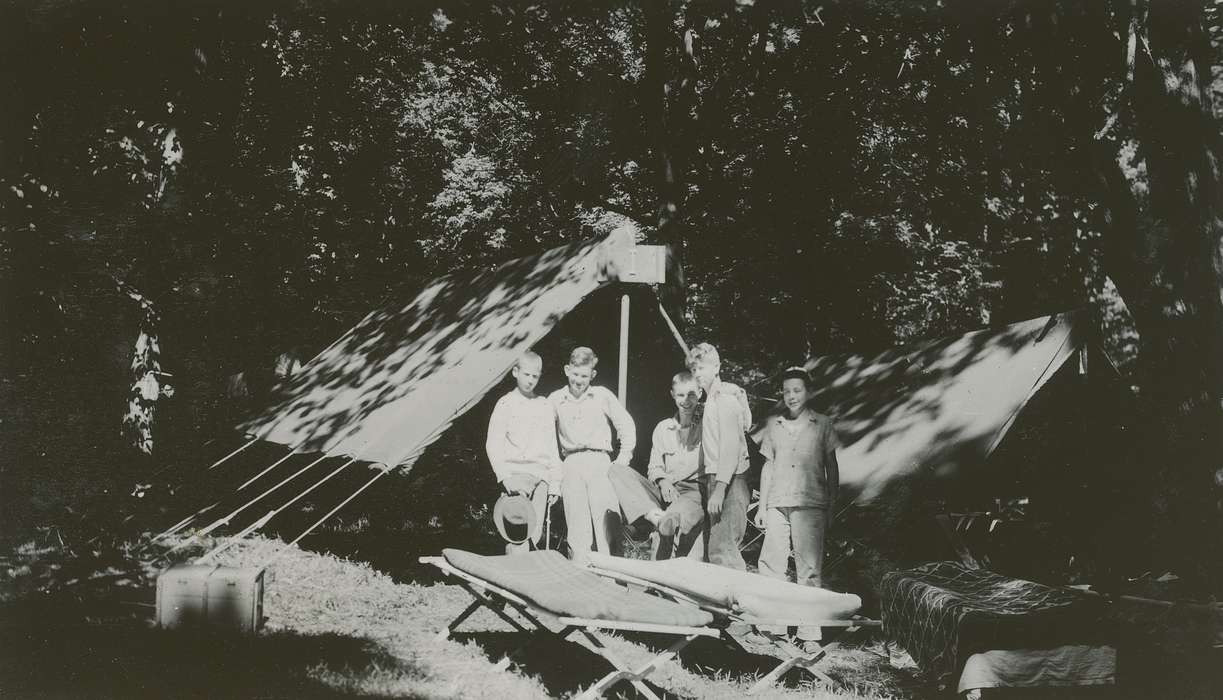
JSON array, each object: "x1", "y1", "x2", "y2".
[
  {"x1": 707, "y1": 481, "x2": 728, "y2": 518},
  {"x1": 502, "y1": 473, "x2": 538, "y2": 496},
  {"x1": 753, "y1": 506, "x2": 767, "y2": 531},
  {"x1": 658, "y1": 478, "x2": 679, "y2": 503}
]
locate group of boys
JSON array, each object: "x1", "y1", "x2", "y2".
[{"x1": 485, "y1": 343, "x2": 839, "y2": 588}]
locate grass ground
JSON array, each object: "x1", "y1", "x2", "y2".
[{"x1": 0, "y1": 535, "x2": 931, "y2": 699}]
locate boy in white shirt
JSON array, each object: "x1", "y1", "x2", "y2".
[
  {"x1": 486, "y1": 351, "x2": 562, "y2": 553},
  {"x1": 549, "y1": 346, "x2": 636, "y2": 565}
]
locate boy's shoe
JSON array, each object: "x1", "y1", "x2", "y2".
[{"x1": 624, "y1": 519, "x2": 654, "y2": 542}]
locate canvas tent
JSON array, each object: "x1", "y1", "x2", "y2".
[
  {"x1": 238, "y1": 227, "x2": 642, "y2": 471},
  {"x1": 231, "y1": 234, "x2": 1111, "y2": 542},
  {"x1": 783, "y1": 311, "x2": 1116, "y2": 505}
]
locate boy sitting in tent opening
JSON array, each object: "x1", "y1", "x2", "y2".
[
  {"x1": 609, "y1": 371, "x2": 705, "y2": 559},
  {"x1": 550, "y1": 346, "x2": 636, "y2": 566},
  {"x1": 485, "y1": 351, "x2": 562, "y2": 554}
]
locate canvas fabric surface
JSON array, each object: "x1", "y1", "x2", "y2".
[
  {"x1": 957, "y1": 644, "x2": 1116, "y2": 693},
  {"x1": 240, "y1": 229, "x2": 634, "y2": 468},
  {"x1": 441, "y1": 548, "x2": 713, "y2": 628},
  {"x1": 587, "y1": 552, "x2": 861, "y2": 623},
  {"x1": 779, "y1": 312, "x2": 1087, "y2": 504}
]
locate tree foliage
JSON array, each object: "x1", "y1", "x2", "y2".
[{"x1": 1, "y1": 0, "x2": 1220, "y2": 590}]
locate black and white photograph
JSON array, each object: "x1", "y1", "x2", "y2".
[{"x1": 1, "y1": 1, "x2": 1221, "y2": 698}]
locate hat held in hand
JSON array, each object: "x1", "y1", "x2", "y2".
[{"x1": 493, "y1": 492, "x2": 537, "y2": 544}]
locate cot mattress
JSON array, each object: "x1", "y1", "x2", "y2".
[
  {"x1": 586, "y1": 553, "x2": 861, "y2": 623},
  {"x1": 442, "y1": 548, "x2": 713, "y2": 628}
]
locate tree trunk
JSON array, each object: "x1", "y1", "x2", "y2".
[
  {"x1": 644, "y1": 0, "x2": 687, "y2": 314},
  {"x1": 1100, "y1": 0, "x2": 1223, "y2": 593}
]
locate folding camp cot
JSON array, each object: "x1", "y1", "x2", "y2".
[
  {"x1": 422, "y1": 549, "x2": 720, "y2": 700},
  {"x1": 584, "y1": 553, "x2": 882, "y2": 694}
]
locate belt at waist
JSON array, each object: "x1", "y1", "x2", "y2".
[{"x1": 565, "y1": 447, "x2": 611, "y2": 458}]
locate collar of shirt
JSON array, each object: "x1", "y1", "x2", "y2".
[
  {"x1": 774, "y1": 408, "x2": 817, "y2": 426},
  {"x1": 556, "y1": 387, "x2": 599, "y2": 403},
  {"x1": 665, "y1": 413, "x2": 698, "y2": 430},
  {"x1": 506, "y1": 390, "x2": 542, "y2": 404}
]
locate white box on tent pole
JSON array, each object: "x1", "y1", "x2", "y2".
[{"x1": 612, "y1": 245, "x2": 666, "y2": 285}]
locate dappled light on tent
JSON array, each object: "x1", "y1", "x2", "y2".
[
  {"x1": 800, "y1": 313, "x2": 1087, "y2": 504},
  {"x1": 239, "y1": 229, "x2": 636, "y2": 469}
]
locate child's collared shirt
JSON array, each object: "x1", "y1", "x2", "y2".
[
  {"x1": 646, "y1": 415, "x2": 701, "y2": 484},
  {"x1": 549, "y1": 385, "x2": 636, "y2": 461},
  {"x1": 758, "y1": 408, "x2": 840, "y2": 508},
  {"x1": 486, "y1": 390, "x2": 561, "y2": 492}
]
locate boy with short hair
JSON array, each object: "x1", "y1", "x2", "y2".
[
  {"x1": 609, "y1": 371, "x2": 705, "y2": 558},
  {"x1": 550, "y1": 346, "x2": 636, "y2": 565},
  {"x1": 755, "y1": 367, "x2": 840, "y2": 589},
  {"x1": 687, "y1": 342, "x2": 752, "y2": 570},
  {"x1": 485, "y1": 351, "x2": 562, "y2": 553}
]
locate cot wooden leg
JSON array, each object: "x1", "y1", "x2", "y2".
[
  {"x1": 745, "y1": 624, "x2": 865, "y2": 694},
  {"x1": 747, "y1": 645, "x2": 832, "y2": 695},
  {"x1": 442, "y1": 582, "x2": 532, "y2": 639},
  {"x1": 439, "y1": 599, "x2": 484, "y2": 639},
  {"x1": 720, "y1": 628, "x2": 751, "y2": 654},
  {"x1": 574, "y1": 629, "x2": 699, "y2": 700}
]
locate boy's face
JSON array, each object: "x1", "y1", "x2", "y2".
[
  {"x1": 564, "y1": 363, "x2": 595, "y2": 396},
  {"x1": 781, "y1": 377, "x2": 810, "y2": 416},
  {"x1": 512, "y1": 358, "x2": 542, "y2": 394},
  {"x1": 690, "y1": 359, "x2": 719, "y2": 390},
  {"x1": 671, "y1": 379, "x2": 700, "y2": 413}
]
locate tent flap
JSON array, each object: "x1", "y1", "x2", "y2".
[
  {"x1": 240, "y1": 229, "x2": 635, "y2": 468},
  {"x1": 801, "y1": 312, "x2": 1087, "y2": 504}
]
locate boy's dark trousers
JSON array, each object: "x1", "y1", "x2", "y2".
[{"x1": 697, "y1": 472, "x2": 749, "y2": 570}]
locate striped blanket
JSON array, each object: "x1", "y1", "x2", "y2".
[{"x1": 880, "y1": 562, "x2": 1108, "y2": 686}]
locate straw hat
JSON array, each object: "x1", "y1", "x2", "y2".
[{"x1": 492, "y1": 493, "x2": 537, "y2": 544}]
